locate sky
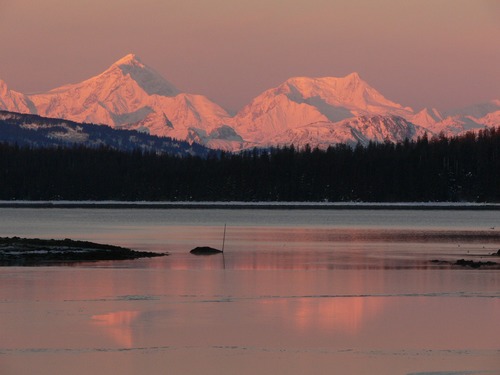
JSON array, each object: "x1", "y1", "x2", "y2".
[{"x1": 0, "y1": 0, "x2": 498, "y2": 113}]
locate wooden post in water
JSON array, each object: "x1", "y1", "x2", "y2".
[
  {"x1": 221, "y1": 223, "x2": 227, "y2": 253},
  {"x1": 222, "y1": 223, "x2": 227, "y2": 269}
]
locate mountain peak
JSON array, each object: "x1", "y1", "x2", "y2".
[
  {"x1": 105, "y1": 54, "x2": 180, "y2": 97},
  {"x1": 0, "y1": 79, "x2": 36, "y2": 113},
  {"x1": 0, "y1": 79, "x2": 8, "y2": 95},
  {"x1": 282, "y1": 73, "x2": 367, "y2": 95},
  {"x1": 113, "y1": 53, "x2": 143, "y2": 67},
  {"x1": 278, "y1": 73, "x2": 403, "y2": 113},
  {"x1": 345, "y1": 72, "x2": 361, "y2": 80}
]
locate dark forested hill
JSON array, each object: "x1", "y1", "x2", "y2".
[
  {"x1": 0, "y1": 111, "x2": 210, "y2": 157},
  {"x1": 0, "y1": 126, "x2": 498, "y2": 202}
]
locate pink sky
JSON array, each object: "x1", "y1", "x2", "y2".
[{"x1": 0, "y1": 0, "x2": 498, "y2": 113}]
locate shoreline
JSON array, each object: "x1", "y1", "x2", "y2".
[
  {"x1": 0, "y1": 237, "x2": 168, "y2": 266},
  {"x1": 0, "y1": 201, "x2": 499, "y2": 210}
]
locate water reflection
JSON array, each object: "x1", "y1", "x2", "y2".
[
  {"x1": 1, "y1": 265, "x2": 499, "y2": 375},
  {"x1": 145, "y1": 244, "x2": 488, "y2": 271},
  {"x1": 142, "y1": 225, "x2": 500, "y2": 271},
  {"x1": 228, "y1": 227, "x2": 500, "y2": 244},
  {"x1": 259, "y1": 296, "x2": 386, "y2": 335},
  {"x1": 1, "y1": 209, "x2": 499, "y2": 375},
  {"x1": 91, "y1": 311, "x2": 140, "y2": 348}
]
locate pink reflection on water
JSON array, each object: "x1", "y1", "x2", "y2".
[
  {"x1": 292, "y1": 297, "x2": 385, "y2": 334},
  {"x1": 258, "y1": 296, "x2": 386, "y2": 337},
  {"x1": 91, "y1": 311, "x2": 140, "y2": 348}
]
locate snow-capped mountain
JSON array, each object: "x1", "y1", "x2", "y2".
[
  {"x1": 409, "y1": 108, "x2": 444, "y2": 129},
  {"x1": 230, "y1": 73, "x2": 414, "y2": 145},
  {"x1": 0, "y1": 54, "x2": 498, "y2": 151},
  {"x1": 22, "y1": 54, "x2": 236, "y2": 149},
  {"x1": 0, "y1": 80, "x2": 35, "y2": 114},
  {"x1": 265, "y1": 115, "x2": 427, "y2": 149},
  {"x1": 408, "y1": 100, "x2": 500, "y2": 136},
  {"x1": 29, "y1": 53, "x2": 180, "y2": 125}
]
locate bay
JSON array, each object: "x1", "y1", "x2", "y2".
[{"x1": 0, "y1": 208, "x2": 499, "y2": 375}]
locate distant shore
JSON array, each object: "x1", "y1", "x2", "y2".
[{"x1": 0, "y1": 201, "x2": 499, "y2": 210}]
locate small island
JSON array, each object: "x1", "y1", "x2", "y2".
[
  {"x1": 190, "y1": 246, "x2": 223, "y2": 255},
  {"x1": 0, "y1": 237, "x2": 168, "y2": 266}
]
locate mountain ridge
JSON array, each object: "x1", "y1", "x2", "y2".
[
  {"x1": 0, "y1": 54, "x2": 497, "y2": 150},
  {"x1": 0, "y1": 110, "x2": 211, "y2": 157}
]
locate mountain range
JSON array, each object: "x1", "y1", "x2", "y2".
[{"x1": 1, "y1": 54, "x2": 498, "y2": 150}]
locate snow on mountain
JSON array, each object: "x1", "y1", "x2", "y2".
[
  {"x1": 445, "y1": 99, "x2": 500, "y2": 119},
  {"x1": 111, "y1": 53, "x2": 180, "y2": 97},
  {"x1": 0, "y1": 80, "x2": 36, "y2": 114},
  {"x1": 424, "y1": 115, "x2": 484, "y2": 135},
  {"x1": 410, "y1": 100, "x2": 500, "y2": 136},
  {"x1": 25, "y1": 54, "x2": 234, "y2": 147},
  {"x1": 0, "y1": 55, "x2": 498, "y2": 151},
  {"x1": 280, "y1": 73, "x2": 413, "y2": 115},
  {"x1": 231, "y1": 73, "x2": 414, "y2": 144},
  {"x1": 409, "y1": 108, "x2": 443, "y2": 128},
  {"x1": 480, "y1": 110, "x2": 500, "y2": 128},
  {"x1": 442, "y1": 100, "x2": 500, "y2": 133},
  {"x1": 267, "y1": 115, "x2": 427, "y2": 149}
]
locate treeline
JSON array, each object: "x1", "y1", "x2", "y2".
[{"x1": 0, "y1": 127, "x2": 499, "y2": 202}]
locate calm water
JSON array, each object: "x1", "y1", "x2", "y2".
[{"x1": 0, "y1": 208, "x2": 499, "y2": 375}]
